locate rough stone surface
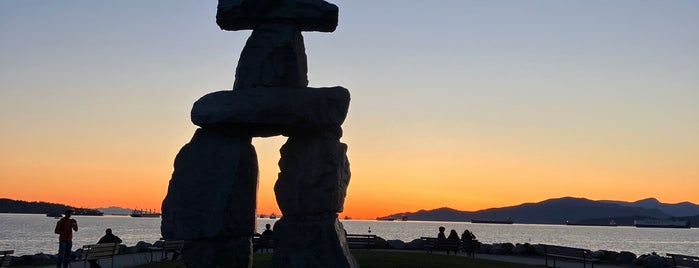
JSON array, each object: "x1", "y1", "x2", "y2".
[
  {"x1": 161, "y1": 128, "x2": 258, "y2": 268},
  {"x1": 275, "y1": 135, "x2": 350, "y2": 216},
  {"x1": 217, "y1": 0, "x2": 339, "y2": 32},
  {"x1": 191, "y1": 86, "x2": 350, "y2": 137},
  {"x1": 272, "y1": 216, "x2": 358, "y2": 268},
  {"x1": 616, "y1": 251, "x2": 637, "y2": 264},
  {"x1": 234, "y1": 24, "x2": 308, "y2": 90},
  {"x1": 182, "y1": 237, "x2": 253, "y2": 268}
]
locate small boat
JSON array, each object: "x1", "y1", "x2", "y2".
[
  {"x1": 634, "y1": 219, "x2": 690, "y2": 229},
  {"x1": 130, "y1": 209, "x2": 161, "y2": 218},
  {"x1": 471, "y1": 217, "x2": 514, "y2": 224},
  {"x1": 46, "y1": 212, "x2": 62, "y2": 218},
  {"x1": 269, "y1": 213, "x2": 277, "y2": 219}
]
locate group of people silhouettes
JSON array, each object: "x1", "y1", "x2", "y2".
[
  {"x1": 437, "y1": 226, "x2": 478, "y2": 257},
  {"x1": 54, "y1": 209, "x2": 123, "y2": 268}
]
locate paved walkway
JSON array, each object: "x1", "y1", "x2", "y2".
[
  {"x1": 36, "y1": 252, "x2": 163, "y2": 268},
  {"x1": 33, "y1": 250, "x2": 637, "y2": 268}
]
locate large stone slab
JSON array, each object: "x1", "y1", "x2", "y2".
[
  {"x1": 272, "y1": 216, "x2": 358, "y2": 268},
  {"x1": 191, "y1": 87, "x2": 350, "y2": 137},
  {"x1": 233, "y1": 23, "x2": 308, "y2": 90},
  {"x1": 161, "y1": 128, "x2": 258, "y2": 268},
  {"x1": 275, "y1": 135, "x2": 350, "y2": 216},
  {"x1": 217, "y1": 0, "x2": 339, "y2": 32}
]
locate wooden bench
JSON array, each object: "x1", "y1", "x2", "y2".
[
  {"x1": 80, "y1": 243, "x2": 119, "y2": 268},
  {"x1": 667, "y1": 253, "x2": 699, "y2": 268},
  {"x1": 148, "y1": 239, "x2": 184, "y2": 262},
  {"x1": 253, "y1": 234, "x2": 275, "y2": 253},
  {"x1": 542, "y1": 244, "x2": 599, "y2": 268},
  {"x1": 346, "y1": 234, "x2": 377, "y2": 249},
  {"x1": 420, "y1": 237, "x2": 461, "y2": 255},
  {"x1": 0, "y1": 250, "x2": 13, "y2": 268}
]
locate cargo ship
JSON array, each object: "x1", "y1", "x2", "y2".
[
  {"x1": 130, "y1": 209, "x2": 161, "y2": 218},
  {"x1": 471, "y1": 217, "x2": 514, "y2": 224},
  {"x1": 634, "y1": 219, "x2": 690, "y2": 229}
]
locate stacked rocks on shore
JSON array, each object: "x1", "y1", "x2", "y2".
[{"x1": 161, "y1": 0, "x2": 357, "y2": 268}]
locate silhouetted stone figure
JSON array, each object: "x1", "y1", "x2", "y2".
[{"x1": 162, "y1": 0, "x2": 356, "y2": 267}]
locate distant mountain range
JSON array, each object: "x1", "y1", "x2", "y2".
[
  {"x1": 378, "y1": 197, "x2": 699, "y2": 227},
  {"x1": 0, "y1": 198, "x2": 104, "y2": 216},
  {"x1": 96, "y1": 206, "x2": 133, "y2": 215}
]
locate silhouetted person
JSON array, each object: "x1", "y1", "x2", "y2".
[
  {"x1": 447, "y1": 229, "x2": 460, "y2": 255},
  {"x1": 54, "y1": 209, "x2": 78, "y2": 268},
  {"x1": 88, "y1": 228, "x2": 122, "y2": 268},
  {"x1": 461, "y1": 229, "x2": 477, "y2": 258},
  {"x1": 437, "y1": 226, "x2": 446, "y2": 241},
  {"x1": 255, "y1": 224, "x2": 274, "y2": 253}
]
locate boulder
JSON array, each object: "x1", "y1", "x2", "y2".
[
  {"x1": 512, "y1": 243, "x2": 528, "y2": 254},
  {"x1": 161, "y1": 128, "x2": 258, "y2": 268},
  {"x1": 162, "y1": 129, "x2": 258, "y2": 240},
  {"x1": 275, "y1": 136, "x2": 350, "y2": 216},
  {"x1": 604, "y1": 250, "x2": 620, "y2": 262},
  {"x1": 191, "y1": 87, "x2": 350, "y2": 137},
  {"x1": 478, "y1": 243, "x2": 492, "y2": 254},
  {"x1": 616, "y1": 251, "x2": 637, "y2": 264},
  {"x1": 135, "y1": 241, "x2": 154, "y2": 252},
  {"x1": 272, "y1": 216, "x2": 358, "y2": 268},
  {"x1": 386, "y1": 239, "x2": 406, "y2": 249},
  {"x1": 216, "y1": 0, "x2": 339, "y2": 32},
  {"x1": 404, "y1": 239, "x2": 424, "y2": 250},
  {"x1": 233, "y1": 23, "x2": 308, "y2": 89},
  {"x1": 633, "y1": 253, "x2": 666, "y2": 267},
  {"x1": 489, "y1": 243, "x2": 514, "y2": 254},
  {"x1": 590, "y1": 250, "x2": 606, "y2": 260},
  {"x1": 182, "y1": 237, "x2": 253, "y2": 268}
]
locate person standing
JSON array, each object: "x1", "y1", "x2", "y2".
[
  {"x1": 89, "y1": 228, "x2": 122, "y2": 268},
  {"x1": 461, "y1": 229, "x2": 477, "y2": 258},
  {"x1": 54, "y1": 209, "x2": 78, "y2": 268}
]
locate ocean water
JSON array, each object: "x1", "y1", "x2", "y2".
[{"x1": 2, "y1": 214, "x2": 698, "y2": 257}]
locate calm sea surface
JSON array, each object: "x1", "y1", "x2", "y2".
[{"x1": 2, "y1": 214, "x2": 698, "y2": 257}]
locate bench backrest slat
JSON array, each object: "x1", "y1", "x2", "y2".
[
  {"x1": 0, "y1": 251, "x2": 12, "y2": 268},
  {"x1": 81, "y1": 243, "x2": 119, "y2": 260}
]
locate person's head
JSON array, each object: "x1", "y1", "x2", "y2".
[
  {"x1": 439, "y1": 226, "x2": 445, "y2": 233},
  {"x1": 64, "y1": 209, "x2": 74, "y2": 217},
  {"x1": 265, "y1": 224, "x2": 271, "y2": 230},
  {"x1": 105, "y1": 228, "x2": 113, "y2": 235},
  {"x1": 462, "y1": 229, "x2": 470, "y2": 236},
  {"x1": 450, "y1": 229, "x2": 458, "y2": 236}
]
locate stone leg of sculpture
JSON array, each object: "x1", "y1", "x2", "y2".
[
  {"x1": 273, "y1": 216, "x2": 357, "y2": 268},
  {"x1": 161, "y1": 128, "x2": 258, "y2": 268},
  {"x1": 273, "y1": 134, "x2": 357, "y2": 268},
  {"x1": 181, "y1": 237, "x2": 253, "y2": 268}
]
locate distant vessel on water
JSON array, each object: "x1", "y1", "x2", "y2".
[
  {"x1": 130, "y1": 209, "x2": 161, "y2": 218},
  {"x1": 47, "y1": 208, "x2": 103, "y2": 217},
  {"x1": 566, "y1": 219, "x2": 617, "y2": 227},
  {"x1": 471, "y1": 217, "x2": 514, "y2": 224},
  {"x1": 634, "y1": 219, "x2": 690, "y2": 229}
]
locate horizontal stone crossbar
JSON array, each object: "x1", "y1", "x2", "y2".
[{"x1": 191, "y1": 86, "x2": 350, "y2": 137}]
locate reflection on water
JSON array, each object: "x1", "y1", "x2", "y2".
[{"x1": 2, "y1": 214, "x2": 697, "y2": 257}]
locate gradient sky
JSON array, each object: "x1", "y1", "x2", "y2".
[{"x1": 1, "y1": 1, "x2": 697, "y2": 219}]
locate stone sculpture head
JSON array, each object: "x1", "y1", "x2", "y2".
[{"x1": 216, "y1": 0, "x2": 339, "y2": 32}]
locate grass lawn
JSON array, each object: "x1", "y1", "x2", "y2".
[{"x1": 135, "y1": 250, "x2": 542, "y2": 268}]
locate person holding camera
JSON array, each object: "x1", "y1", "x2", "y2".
[{"x1": 54, "y1": 209, "x2": 78, "y2": 268}]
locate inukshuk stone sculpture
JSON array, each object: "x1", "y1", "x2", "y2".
[{"x1": 161, "y1": 0, "x2": 358, "y2": 267}]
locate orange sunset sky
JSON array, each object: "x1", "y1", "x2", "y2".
[{"x1": 1, "y1": 1, "x2": 698, "y2": 219}]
